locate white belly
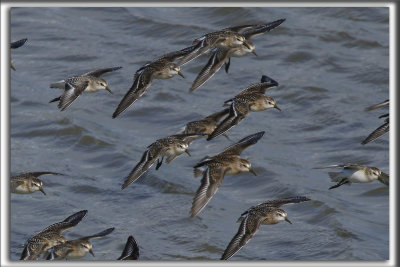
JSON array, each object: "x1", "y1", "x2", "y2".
[{"x1": 347, "y1": 169, "x2": 375, "y2": 183}]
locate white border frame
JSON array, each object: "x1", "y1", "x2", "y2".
[{"x1": 1, "y1": 2, "x2": 396, "y2": 267}]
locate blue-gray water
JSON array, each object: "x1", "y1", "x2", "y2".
[{"x1": 10, "y1": 7, "x2": 389, "y2": 261}]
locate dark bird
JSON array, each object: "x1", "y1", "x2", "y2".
[
  {"x1": 112, "y1": 50, "x2": 188, "y2": 118},
  {"x1": 20, "y1": 210, "x2": 87, "y2": 260},
  {"x1": 46, "y1": 228, "x2": 115, "y2": 260},
  {"x1": 121, "y1": 133, "x2": 205, "y2": 190},
  {"x1": 190, "y1": 131, "x2": 264, "y2": 218},
  {"x1": 221, "y1": 196, "x2": 310, "y2": 260},
  {"x1": 207, "y1": 75, "x2": 280, "y2": 141},
  {"x1": 49, "y1": 67, "x2": 122, "y2": 111},
  {"x1": 189, "y1": 19, "x2": 285, "y2": 92}
]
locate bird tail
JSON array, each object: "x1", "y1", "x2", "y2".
[{"x1": 49, "y1": 96, "x2": 61, "y2": 103}]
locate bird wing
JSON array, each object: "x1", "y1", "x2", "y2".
[
  {"x1": 236, "y1": 75, "x2": 279, "y2": 96},
  {"x1": 361, "y1": 119, "x2": 389, "y2": 145},
  {"x1": 365, "y1": 99, "x2": 389, "y2": 111},
  {"x1": 219, "y1": 131, "x2": 265, "y2": 156},
  {"x1": 378, "y1": 172, "x2": 389, "y2": 186},
  {"x1": 40, "y1": 210, "x2": 87, "y2": 235},
  {"x1": 241, "y1": 19, "x2": 286, "y2": 39},
  {"x1": 190, "y1": 166, "x2": 227, "y2": 218},
  {"x1": 82, "y1": 227, "x2": 115, "y2": 241},
  {"x1": 221, "y1": 211, "x2": 263, "y2": 260},
  {"x1": 254, "y1": 196, "x2": 311, "y2": 209},
  {"x1": 121, "y1": 145, "x2": 163, "y2": 189},
  {"x1": 20, "y1": 239, "x2": 46, "y2": 260},
  {"x1": 28, "y1": 172, "x2": 63, "y2": 178},
  {"x1": 117, "y1": 235, "x2": 139, "y2": 260},
  {"x1": 176, "y1": 37, "x2": 220, "y2": 66},
  {"x1": 58, "y1": 80, "x2": 89, "y2": 111},
  {"x1": 112, "y1": 67, "x2": 154, "y2": 118},
  {"x1": 313, "y1": 163, "x2": 365, "y2": 171},
  {"x1": 189, "y1": 48, "x2": 233, "y2": 92},
  {"x1": 207, "y1": 100, "x2": 250, "y2": 141},
  {"x1": 82, "y1": 66, "x2": 122, "y2": 77},
  {"x1": 11, "y1": 38, "x2": 28, "y2": 49}
]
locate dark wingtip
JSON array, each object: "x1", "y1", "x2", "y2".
[
  {"x1": 63, "y1": 210, "x2": 88, "y2": 225},
  {"x1": 260, "y1": 75, "x2": 279, "y2": 87}
]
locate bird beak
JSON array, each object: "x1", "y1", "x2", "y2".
[
  {"x1": 11, "y1": 61, "x2": 16, "y2": 71},
  {"x1": 185, "y1": 150, "x2": 191, "y2": 157},
  {"x1": 105, "y1": 86, "x2": 113, "y2": 94},
  {"x1": 39, "y1": 187, "x2": 47, "y2": 195},
  {"x1": 178, "y1": 70, "x2": 185, "y2": 78},
  {"x1": 252, "y1": 50, "x2": 258, "y2": 56},
  {"x1": 274, "y1": 104, "x2": 282, "y2": 111},
  {"x1": 89, "y1": 249, "x2": 95, "y2": 257},
  {"x1": 249, "y1": 168, "x2": 257, "y2": 176},
  {"x1": 285, "y1": 217, "x2": 292, "y2": 224}
]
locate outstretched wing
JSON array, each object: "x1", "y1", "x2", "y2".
[
  {"x1": 82, "y1": 66, "x2": 122, "y2": 77},
  {"x1": 58, "y1": 80, "x2": 89, "y2": 111},
  {"x1": 82, "y1": 227, "x2": 115, "y2": 241},
  {"x1": 176, "y1": 37, "x2": 221, "y2": 66},
  {"x1": 117, "y1": 235, "x2": 139, "y2": 260},
  {"x1": 313, "y1": 163, "x2": 364, "y2": 171},
  {"x1": 11, "y1": 38, "x2": 28, "y2": 49},
  {"x1": 41, "y1": 210, "x2": 88, "y2": 234},
  {"x1": 221, "y1": 212, "x2": 262, "y2": 260},
  {"x1": 121, "y1": 146, "x2": 163, "y2": 189},
  {"x1": 207, "y1": 100, "x2": 249, "y2": 141},
  {"x1": 365, "y1": 99, "x2": 389, "y2": 111},
  {"x1": 361, "y1": 118, "x2": 389, "y2": 145},
  {"x1": 190, "y1": 166, "x2": 227, "y2": 218},
  {"x1": 236, "y1": 75, "x2": 279, "y2": 96},
  {"x1": 242, "y1": 19, "x2": 286, "y2": 39},
  {"x1": 255, "y1": 196, "x2": 311, "y2": 209},
  {"x1": 219, "y1": 131, "x2": 265, "y2": 156},
  {"x1": 112, "y1": 68, "x2": 154, "y2": 118},
  {"x1": 189, "y1": 48, "x2": 233, "y2": 92}
]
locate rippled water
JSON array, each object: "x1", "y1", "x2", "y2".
[{"x1": 10, "y1": 7, "x2": 389, "y2": 261}]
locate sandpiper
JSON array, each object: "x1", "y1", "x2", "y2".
[
  {"x1": 11, "y1": 171, "x2": 63, "y2": 195},
  {"x1": 177, "y1": 108, "x2": 230, "y2": 141},
  {"x1": 314, "y1": 163, "x2": 389, "y2": 189},
  {"x1": 190, "y1": 131, "x2": 264, "y2": 218},
  {"x1": 20, "y1": 210, "x2": 87, "y2": 260},
  {"x1": 121, "y1": 133, "x2": 205, "y2": 190},
  {"x1": 49, "y1": 66, "x2": 122, "y2": 111},
  {"x1": 207, "y1": 75, "x2": 280, "y2": 141},
  {"x1": 45, "y1": 227, "x2": 114, "y2": 260},
  {"x1": 177, "y1": 27, "x2": 254, "y2": 67},
  {"x1": 221, "y1": 196, "x2": 310, "y2": 260},
  {"x1": 112, "y1": 50, "x2": 187, "y2": 118},
  {"x1": 189, "y1": 19, "x2": 285, "y2": 92},
  {"x1": 10, "y1": 38, "x2": 27, "y2": 71},
  {"x1": 117, "y1": 235, "x2": 139, "y2": 260}
]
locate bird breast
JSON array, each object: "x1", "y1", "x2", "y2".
[
  {"x1": 349, "y1": 169, "x2": 377, "y2": 183},
  {"x1": 249, "y1": 98, "x2": 269, "y2": 111}
]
